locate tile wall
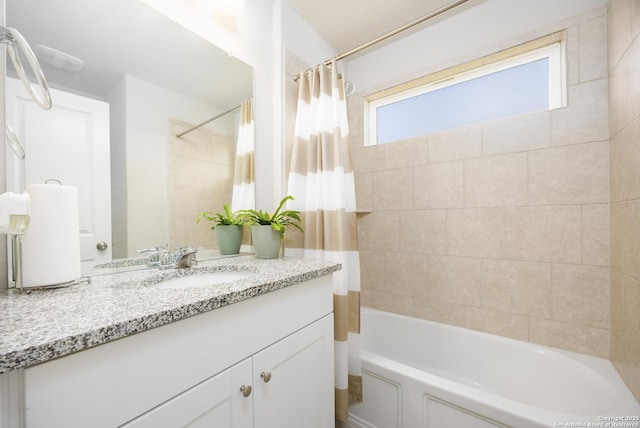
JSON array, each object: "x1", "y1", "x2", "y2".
[
  {"x1": 608, "y1": 0, "x2": 640, "y2": 401},
  {"x1": 169, "y1": 119, "x2": 235, "y2": 250},
  {"x1": 348, "y1": 9, "x2": 611, "y2": 357}
]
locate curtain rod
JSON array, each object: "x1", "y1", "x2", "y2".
[
  {"x1": 293, "y1": 0, "x2": 470, "y2": 82},
  {"x1": 176, "y1": 104, "x2": 241, "y2": 138}
]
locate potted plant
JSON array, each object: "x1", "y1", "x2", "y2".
[
  {"x1": 238, "y1": 195, "x2": 303, "y2": 259},
  {"x1": 196, "y1": 203, "x2": 244, "y2": 255}
]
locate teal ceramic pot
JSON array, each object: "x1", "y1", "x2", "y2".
[
  {"x1": 215, "y1": 224, "x2": 243, "y2": 255},
  {"x1": 251, "y1": 225, "x2": 282, "y2": 259}
]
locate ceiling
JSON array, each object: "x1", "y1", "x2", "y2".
[
  {"x1": 285, "y1": 0, "x2": 462, "y2": 54},
  {"x1": 6, "y1": 0, "x2": 253, "y2": 109}
]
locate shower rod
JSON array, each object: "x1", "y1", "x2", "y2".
[
  {"x1": 293, "y1": 0, "x2": 470, "y2": 82},
  {"x1": 176, "y1": 104, "x2": 241, "y2": 138}
]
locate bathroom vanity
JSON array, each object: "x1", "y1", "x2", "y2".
[{"x1": 0, "y1": 255, "x2": 340, "y2": 427}]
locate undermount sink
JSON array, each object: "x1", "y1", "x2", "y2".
[{"x1": 152, "y1": 271, "x2": 251, "y2": 290}]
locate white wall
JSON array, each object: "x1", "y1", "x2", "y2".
[
  {"x1": 282, "y1": 3, "x2": 337, "y2": 69},
  {"x1": 346, "y1": 0, "x2": 607, "y2": 93}
]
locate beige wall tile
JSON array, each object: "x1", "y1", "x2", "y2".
[
  {"x1": 529, "y1": 142, "x2": 609, "y2": 205},
  {"x1": 354, "y1": 172, "x2": 373, "y2": 212},
  {"x1": 551, "y1": 79, "x2": 609, "y2": 146},
  {"x1": 428, "y1": 255, "x2": 482, "y2": 307},
  {"x1": 170, "y1": 121, "x2": 233, "y2": 251},
  {"x1": 414, "y1": 297, "x2": 466, "y2": 328},
  {"x1": 349, "y1": 132, "x2": 365, "y2": 154},
  {"x1": 633, "y1": 0, "x2": 640, "y2": 40},
  {"x1": 346, "y1": 94, "x2": 364, "y2": 140},
  {"x1": 370, "y1": 290, "x2": 414, "y2": 317},
  {"x1": 447, "y1": 208, "x2": 506, "y2": 258},
  {"x1": 610, "y1": 202, "x2": 637, "y2": 278},
  {"x1": 611, "y1": 332, "x2": 640, "y2": 402},
  {"x1": 210, "y1": 137, "x2": 235, "y2": 165},
  {"x1": 360, "y1": 288, "x2": 374, "y2": 308},
  {"x1": 609, "y1": 3, "x2": 640, "y2": 396},
  {"x1": 359, "y1": 250, "x2": 386, "y2": 292},
  {"x1": 384, "y1": 137, "x2": 428, "y2": 169},
  {"x1": 352, "y1": 144, "x2": 384, "y2": 173},
  {"x1": 465, "y1": 307, "x2": 529, "y2": 341},
  {"x1": 611, "y1": 110, "x2": 640, "y2": 203},
  {"x1": 400, "y1": 210, "x2": 447, "y2": 254},
  {"x1": 414, "y1": 162, "x2": 464, "y2": 209},
  {"x1": 506, "y1": 205, "x2": 582, "y2": 264},
  {"x1": 622, "y1": 274, "x2": 640, "y2": 358},
  {"x1": 621, "y1": 41, "x2": 640, "y2": 132},
  {"x1": 384, "y1": 252, "x2": 430, "y2": 298},
  {"x1": 346, "y1": 6, "x2": 621, "y2": 360},
  {"x1": 566, "y1": 25, "x2": 580, "y2": 86},
  {"x1": 482, "y1": 111, "x2": 551, "y2": 156},
  {"x1": 578, "y1": 15, "x2": 608, "y2": 82},
  {"x1": 529, "y1": 318, "x2": 609, "y2": 358},
  {"x1": 464, "y1": 153, "x2": 528, "y2": 207},
  {"x1": 611, "y1": 269, "x2": 625, "y2": 336},
  {"x1": 482, "y1": 259, "x2": 552, "y2": 318},
  {"x1": 608, "y1": 0, "x2": 633, "y2": 72},
  {"x1": 173, "y1": 156, "x2": 198, "y2": 188},
  {"x1": 608, "y1": 68, "x2": 625, "y2": 138},
  {"x1": 428, "y1": 125, "x2": 482, "y2": 163},
  {"x1": 552, "y1": 264, "x2": 610, "y2": 329},
  {"x1": 357, "y1": 211, "x2": 400, "y2": 252},
  {"x1": 174, "y1": 188, "x2": 200, "y2": 218},
  {"x1": 372, "y1": 168, "x2": 414, "y2": 210},
  {"x1": 582, "y1": 204, "x2": 610, "y2": 266}
]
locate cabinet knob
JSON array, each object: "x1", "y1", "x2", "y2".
[
  {"x1": 240, "y1": 385, "x2": 252, "y2": 397},
  {"x1": 96, "y1": 241, "x2": 108, "y2": 251},
  {"x1": 260, "y1": 371, "x2": 272, "y2": 383}
]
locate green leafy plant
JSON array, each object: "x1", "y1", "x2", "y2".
[
  {"x1": 196, "y1": 203, "x2": 243, "y2": 230},
  {"x1": 238, "y1": 195, "x2": 303, "y2": 236}
]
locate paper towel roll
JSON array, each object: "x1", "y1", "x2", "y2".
[{"x1": 22, "y1": 184, "x2": 81, "y2": 287}]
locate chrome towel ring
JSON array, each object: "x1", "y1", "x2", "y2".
[
  {"x1": 5, "y1": 124, "x2": 25, "y2": 160},
  {"x1": 0, "y1": 25, "x2": 52, "y2": 110}
]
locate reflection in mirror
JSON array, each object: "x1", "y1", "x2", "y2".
[{"x1": 5, "y1": 0, "x2": 254, "y2": 271}]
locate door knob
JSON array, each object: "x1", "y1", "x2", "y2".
[
  {"x1": 96, "y1": 242, "x2": 108, "y2": 251},
  {"x1": 260, "y1": 371, "x2": 272, "y2": 383},
  {"x1": 240, "y1": 385, "x2": 252, "y2": 397}
]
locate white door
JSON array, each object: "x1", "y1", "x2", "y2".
[
  {"x1": 121, "y1": 358, "x2": 253, "y2": 428},
  {"x1": 5, "y1": 77, "x2": 112, "y2": 263},
  {"x1": 253, "y1": 315, "x2": 335, "y2": 428}
]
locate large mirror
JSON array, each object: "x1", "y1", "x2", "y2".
[{"x1": 5, "y1": 0, "x2": 254, "y2": 271}]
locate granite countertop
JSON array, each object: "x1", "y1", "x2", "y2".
[{"x1": 0, "y1": 255, "x2": 341, "y2": 374}]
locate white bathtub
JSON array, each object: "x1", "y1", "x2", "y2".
[{"x1": 348, "y1": 308, "x2": 640, "y2": 428}]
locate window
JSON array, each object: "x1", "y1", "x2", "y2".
[{"x1": 365, "y1": 33, "x2": 566, "y2": 146}]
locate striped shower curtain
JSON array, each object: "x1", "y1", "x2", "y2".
[
  {"x1": 231, "y1": 98, "x2": 255, "y2": 211},
  {"x1": 286, "y1": 61, "x2": 362, "y2": 421}
]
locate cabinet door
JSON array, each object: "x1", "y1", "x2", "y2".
[
  {"x1": 122, "y1": 358, "x2": 253, "y2": 428},
  {"x1": 253, "y1": 314, "x2": 334, "y2": 428}
]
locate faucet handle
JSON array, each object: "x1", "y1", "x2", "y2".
[
  {"x1": 136, "y1": 247, "x2": 158, "y2": 254},
  {"x1": 136, "y1": 245, "x2": 168, "y2": 267}
]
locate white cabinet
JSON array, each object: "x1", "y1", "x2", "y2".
[
  {"x1": 1, "y1": 275, "x2": 334, "y2": 428},
  {"x1": 253, "y1": 316, "x2": 334, "y2": 428},
  {"x1": 124, "y1": 315, "x2": 334, "y2": 428},
  {"x1": 123, "y1": 358, "x2": 253, "y2": 428}
]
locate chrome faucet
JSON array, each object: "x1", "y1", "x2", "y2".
[
  {"x1": 136, "y1": 245, "x2": 197, "y2": 269},
  {"x1": 171, "y1": 246, "x2": 198, "y2": 269}
]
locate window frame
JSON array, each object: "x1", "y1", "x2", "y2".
[{"x1": 364, "y1": 32, "x2": 567, "y2": 146}]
